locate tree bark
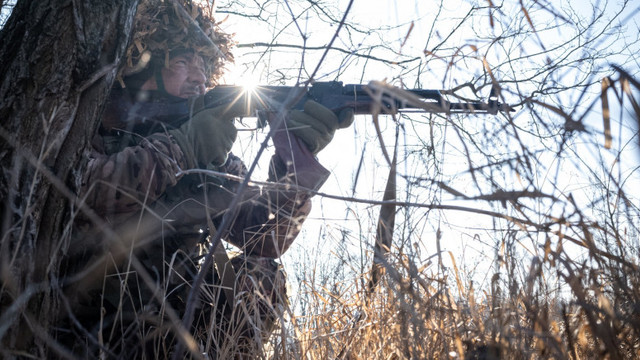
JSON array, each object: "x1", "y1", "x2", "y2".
[{"x1": 0, "y1": 0, "x2": 138, "y2": 356}]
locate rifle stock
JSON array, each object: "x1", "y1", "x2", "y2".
[{"x1": 203, "y1": 81, "x2": 513, "y2": 124}]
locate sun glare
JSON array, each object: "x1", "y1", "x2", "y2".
[{"x1": 240, "y1": 76, "x2": 260, "y2": 93}]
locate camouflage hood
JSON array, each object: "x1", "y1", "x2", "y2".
[{"x1": 119, "y1": 0, "x2": 234, "y2": 87}]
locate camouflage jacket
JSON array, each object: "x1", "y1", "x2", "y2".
[{"x1": 79, "y1": 88, "x2": 329, "y2": 258}]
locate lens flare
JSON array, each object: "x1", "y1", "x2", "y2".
[{"x1": 240, "y1": 76, "x2": 259, "y2": 93}]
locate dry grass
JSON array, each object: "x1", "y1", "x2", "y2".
[{"x1": 270, "y1": 235, "x2": 639, "y2": 360}]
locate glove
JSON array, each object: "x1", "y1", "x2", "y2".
[
  {"x1": 286, "y1": 100, "x2": 354, "y2": 155},
  {"x1": 169, "y1": 107, "x2": 237, "y2": 167}
]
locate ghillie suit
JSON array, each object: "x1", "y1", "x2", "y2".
[{"x1": 56, "y1": 0, "x2": 326, "y2": 358}]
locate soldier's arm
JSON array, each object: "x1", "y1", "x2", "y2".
[
  {"x1": 221, "y1": 131, "x2": 330, "y2": 258},
  {"x1": 79, "y1": 132, "x2": 188, "y2": 216}
]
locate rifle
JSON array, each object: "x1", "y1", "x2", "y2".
[
  {"x1": 202, "y1": 81, "x2": 513, "y2": 126},
  {"x1": 111, "y1": 81, "x2": 513, "y2": 135}
]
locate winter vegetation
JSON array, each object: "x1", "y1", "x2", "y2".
[{"x1": 1, "y1": 0, "x2": 639, "y2": 358}]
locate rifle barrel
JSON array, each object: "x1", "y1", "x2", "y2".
[{"x1": 203, "y1": 81, "x2": 511, "y2": 118}]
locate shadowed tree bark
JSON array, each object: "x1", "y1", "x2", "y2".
[{"x1": 0, "y1": 0, "x2": 138, "y2": 356}]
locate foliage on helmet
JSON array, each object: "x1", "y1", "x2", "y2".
[{"x1": 120, "y1": 0, "x2": 234, "y2": 87}]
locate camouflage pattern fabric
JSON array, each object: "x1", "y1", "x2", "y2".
[{"x1": 62, "y1": 88, "x2": 326, "y2": 358}]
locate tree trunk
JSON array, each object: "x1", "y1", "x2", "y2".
[{"x1": 0, "y1": 0, "x2": 138, "y2": 356}]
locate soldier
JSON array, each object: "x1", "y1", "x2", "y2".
[{"x1": 62, "y1": 0, "x2": 353, "y2": 358}]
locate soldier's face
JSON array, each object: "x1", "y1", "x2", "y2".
[{"x1": 161, "y1": 53, "x2": 207, "y2": 98}]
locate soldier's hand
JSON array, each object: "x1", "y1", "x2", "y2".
[
  {"x1": 169, "y1": 107, "x2": 237, "y2": 167},
  {"x1": 286, "y1": 100, "x2": 354, "y2": 155}
]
